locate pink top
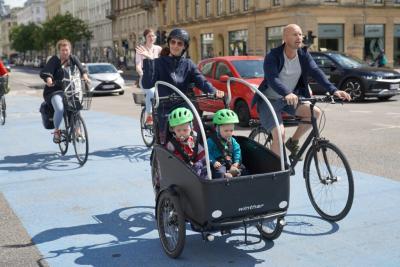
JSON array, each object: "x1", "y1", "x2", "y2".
[{"x1": 135, "y1": 45, "x2": 162, "y2": 68}]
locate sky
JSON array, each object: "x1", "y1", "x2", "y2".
[{"x1": 4, "y1": 0, "x2": 26, "y2": 8}]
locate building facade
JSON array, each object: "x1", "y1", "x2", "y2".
[
  {"x1": 109, "y1": 0, "x2": 160, "y2": 68},
  {"x1": 46, "y1": 0, "x2": 62, "y2": 19},
  {"x1": 0, "y1": 8, "x2": 21, "y2": 59},
  {"x1": 156, "y1": 0, "x2": 400, "y2": 66},
  {"x1": 16, "y1": 0, "x2": 47, "y2": 25}
]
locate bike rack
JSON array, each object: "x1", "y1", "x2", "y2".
[
  {"x1": 227, "y1": 77, "x2": 285, "y2": 171},
  {"x1": 154, "y1": 81, "x2": 213, "y2": 180}
]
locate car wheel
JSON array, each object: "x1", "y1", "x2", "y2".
[
  {"x1": 234, "y1": 100, "x2": 250, "y2": 127},
  {"x1": 119, "y1": 90, "x2": 125, "y2": 95},
  {"x1": 341, "y1": 78, "x2": 364, "y2": 101},
  {"x1": 377, "y1": 96, "x2": 392, "y2": 101}
]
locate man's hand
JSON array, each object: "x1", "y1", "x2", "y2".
[
  {"x1": 285, "y1": 93, "x2": 298, "y2": 106},
  {"x1": 334, "y1": 90, "x2": 352, "y2": 101},
  {"x1": 82, "y1": 73, "x2": 91, "y2": 84},
  {"x1": 215, "y1": 90, "x2": 224, "y2": 98}
]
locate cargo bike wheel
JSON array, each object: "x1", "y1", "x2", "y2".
[
  {"x1": 156, "y1": 190, "x2": 186, "y2": 258},
  {"x1": 140, "y1": 107, "x2": 155, "y2": 147},
  {"x1": 304, "y1": 141, "x2": 354, "y2": 222},
  {"x1": 256, "y1": 217, "x2": 285, "y2": 240},
  {"x1": 249, "y1": 126, "x2": 272, "y2": 149}
]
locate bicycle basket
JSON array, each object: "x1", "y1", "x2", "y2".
[
  {"x1": 82, "y1": 89, "x2": 93, "y2": 110},
  {"x1": 133, "y1": 92, "x2": 145, "y2": 105}
]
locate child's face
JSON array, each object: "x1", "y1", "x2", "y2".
[
  {"x1": 219, "y1": 124, "x2": 234, "y2": 140},
  {"x1": 173, "y1": 123, "x2": 191, "y2": 140}
]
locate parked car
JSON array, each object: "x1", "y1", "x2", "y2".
[
  {"x1": 86, "y1": 63, "x2": 125, "y2": 95},
  {"x1": 309, "y1": 51, "x2": 400, "y2": 101},
  {"x1": 194, "y1": 56, "x2": 264, "y2": 126}
]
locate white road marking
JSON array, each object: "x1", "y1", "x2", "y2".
[
  {"x1": 349, "y1": 110, "x2": 372, "y2": 113},
  {"x1": 371, "y1": 123, "x2": 400, "y2": 131}
]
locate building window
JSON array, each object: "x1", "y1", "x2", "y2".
[
  {"x1": 229, "y1": 30, "x2": 248, "y2": 55},
  {"x1": 243, "y1": 0, "x2": 249, "y2": 11},
  {"x1": 364, "y1": 24, "x2": 385, "y2": 63},
  {"x1": 217, "y1": 0, "x2": 223, "y2": 15},
  {"x1": 185, "y1": 0, "x2": 190, "y2": 19},
  {"x1": 230, "y1": 0, "x2": 237, "y2": 13},
  {"x1": 373, "y1": 0, "x2": 383, "y2": 3},
  {"x1": 176, "y1": 0, "x2": 180, "y2": 21},
  {"x1": 266, "y1": 26, "x2": 284, "y2": 52},
  {"x1": 206, "y1": 0, "x2": 211, "y2": 17},
  {"x1": 318, "y1": 24, "x2": 344, "y2": 52},
  {"x1": 324, "y1": 0, "x2": 337, "y2": 2},
  {"x1": 394, "y1": 25, "x2": 400, "y2": 66},
  {"x1": 272, "y1": 0, "x2": 280, "y2": 6},
  {"x1": 163, "y1": 4, "x2": 167, "y2": 25},
  {"x1": 201, "y1": 33, "x2": 214, "y2": 59},
  {"x1": 395, "y1": 0, "x2": 400, "y2": 3},
  {"x1": 195, "y1": 0, "x2": 200, "y2": 18}
]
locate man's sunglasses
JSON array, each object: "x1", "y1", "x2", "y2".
[{"x1": 170, "y1": 39, "x2": 184, "y2": 47}]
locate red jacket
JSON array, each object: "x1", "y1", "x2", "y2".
[{"x1": 0, "y1": 61, "x2": 8, "y2": 76}]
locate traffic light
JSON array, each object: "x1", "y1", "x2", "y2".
[
  {"x1": 303, "y1": 30, "x2": 317, "y2": 46},
  {"x1": 161, "y1": 31, "x2": 167, "y2": 45}
]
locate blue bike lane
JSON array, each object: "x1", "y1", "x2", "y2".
[{"x1": 1, "y1": 95, "x2": 399, "y2": 267}]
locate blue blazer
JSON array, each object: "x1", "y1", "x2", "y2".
[{"x1": 252, "y1": 44, "x2": 337, "y2": 107}]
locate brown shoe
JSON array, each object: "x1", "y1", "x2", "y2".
[
  {"x1": 145, "y1": 115, "x2": 153, "y2": 125},
  {"x1": 53, "y1": 129, "x2": 61, "y2": 143}
]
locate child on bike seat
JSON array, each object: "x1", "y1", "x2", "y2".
[
  {"x1": 207, "y1": 109, "x2": 244, "y2": 179},
  {"x1": 166, "y1": 107, "x2": 207, "y2": 179}
]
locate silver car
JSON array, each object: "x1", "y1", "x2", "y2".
[{"x1": 86, "y1": 63, "x2": 125, "y2": 95}]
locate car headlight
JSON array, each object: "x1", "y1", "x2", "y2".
[{"x1": 362, "y1": 75, "x2": 382, "y2": 80}]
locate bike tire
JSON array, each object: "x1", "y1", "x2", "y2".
[
  {"x1": 140, "y1": 107, "x2": 155, "y2": 147},
  {"x1": 0, "y1": 95, "x2": 6, "y2": 125},
  {"x1": 256, "y1": 217, "x2": 284, "y2": 240},
  {"x1": 72, "y1": 113, "x2": 89, "y2": 166},
  {"x1": 248, "y1": 126, "x2": 272, "y2": 149},
  {"x1": 304, "y1": 141, "x2": 354, "y2": 221},
  {"x1": 58, "y1": 113, "x2": 69, "y2": 155},
  {"x1": 156, "y1": 190, "x2": 186, "y2": 258}
]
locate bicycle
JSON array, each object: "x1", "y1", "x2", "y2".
[
  {"x1": 57, "y1": 71, "x2": 92, "y2": 166},
  {"x1": 0, "y1": 76, "x2": 8, "y2": 125},
  {"x1": 249, "y1": 95, "x2": 354, "y2": 221},
  {"x1": 133, "y1": 91, "x2": 155, "y2": 147}
]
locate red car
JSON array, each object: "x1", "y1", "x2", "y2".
[{"x1": 194, "y1": 56, "x2": 264, "y2": 126}]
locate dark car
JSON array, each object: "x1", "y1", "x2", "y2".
[{"x1": 309, "y1": 51, "x2": 400, "y2": 101}]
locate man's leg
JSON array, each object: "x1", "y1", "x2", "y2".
[
  {"x1": 291, "y1": 103, "x2": 321, "y2": 141},
  {"x1": 271, "y1": 124, "x2": 285, "y2": 157}
]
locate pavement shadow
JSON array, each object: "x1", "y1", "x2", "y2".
[
  {"x1": 0, "y1": 152, "x2": 81, "y2": 172},
  {"x1": 24, "y1": 206, "x2": 273, "y2": 266},
  {"x1": 90, "y1": 145, "x2": 151, "y2": 163},
  {"x1": 282, "y1": 214, "x2": 339, "y2": 236}
]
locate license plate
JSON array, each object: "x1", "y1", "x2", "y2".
[
  {"x1": 390, "y1": 83, "x2": 399, "y2": 90},
  {"x1": 102, "y1": 84, "x2": 115, "y2": 89}
]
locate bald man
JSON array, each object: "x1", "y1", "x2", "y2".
[{"x1": 252, "y1": 24, "x2": 351, "y2": 158}]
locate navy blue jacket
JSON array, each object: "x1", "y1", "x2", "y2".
[
  {"x1": 142, "y1": 56, "x2": 215, "y2": 97},
  {"x1": 252, "y1": 44, "x2": 337, "y2": 107}
]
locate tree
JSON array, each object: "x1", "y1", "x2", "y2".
[
  {"x1": 9, "y1": 23, "x2": 41, "y2": 58},
  {"x1": 42, "y1": 12, "x2": 92, "y2": 48}
]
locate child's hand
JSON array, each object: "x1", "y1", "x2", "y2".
[
  {"x1": 224, "y1": 172, "x2": 233, "y2": 178},
  {"x1": 214, "y1": 161, "x2": 221, "y2": 169}
]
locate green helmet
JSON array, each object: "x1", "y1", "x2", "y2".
[
  {"x1": 213, "y1": 109, "x2": 239, "y2": 125},
  {"x1": 169, "y1": 107, "x2": 193, "y2": 127}
]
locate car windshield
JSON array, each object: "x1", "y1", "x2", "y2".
[
  {"x1": 88, "y1": 64, "x2": 117, "y2": 74},
  {"x1": 231, "y1": 60, "x2": 264, "y2": 78},
  {"x1": 329, "y1": 53, "x2": 367, "y2": 68}
]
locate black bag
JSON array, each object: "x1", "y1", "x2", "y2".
[{"x1": 39, "y1": 101, "x2": 55, "y2": 129}]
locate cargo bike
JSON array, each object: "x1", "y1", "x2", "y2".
[{"x1": 150, "y1": 81, "x2": 291, "y2": 258}]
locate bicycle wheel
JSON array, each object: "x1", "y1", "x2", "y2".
[
  {"x1": 304, "y1": 141, "x2": 354, "y2": 221},
  {"x1": 156, "y1": 190, "x2": 186, "y2": 258},
  {"x1": 256, "y1": 217, "x2": 284, "y2": 240},
  {"x1": 72, "y1": 113, "x2": 89, "y2": 166},
  {"x1": 140, "y1": 107, "x2": 154, "y2": 147},
  {"x1": 249, "y1": 127, "x2": 272, "y2": 149},
  {"x1": 58, "y1": 113, "x2": 69, "y2": 155},
  {"x1": 0, "y1": 95, "x2": 6, "y2": 125}
]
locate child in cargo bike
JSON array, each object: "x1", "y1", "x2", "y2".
[
  {"x1": 207, "y1": 109, "x2": 245, "y2": 179},
  {"x1": 166, "y1": 107, "x2": 207, "y2": 179}
]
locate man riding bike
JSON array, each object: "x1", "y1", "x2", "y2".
[{"x1": 252, "y1": 24, "x2": 351, "y2": 158}]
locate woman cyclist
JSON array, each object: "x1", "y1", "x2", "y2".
[
  {"x1": 40, "y1": 39, "x2": 90, "y2": 143},
  {"x1": 137, "y1": 28, "x2": 224, "y2": 142},
  {"x1": 135, "y1": 29, "x2": 162, "y2": 125}
]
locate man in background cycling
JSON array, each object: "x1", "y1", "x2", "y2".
[{"x1": 252, "y1": 24, "x2": 351, "y2": 158}]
